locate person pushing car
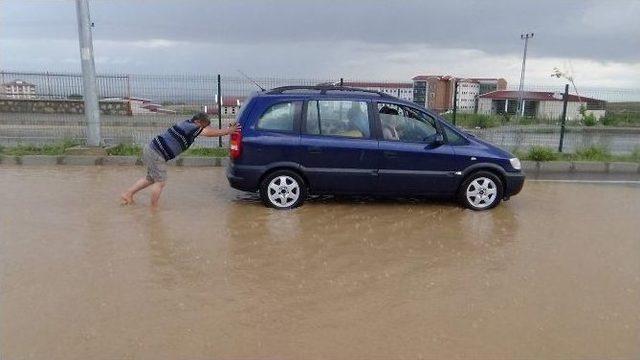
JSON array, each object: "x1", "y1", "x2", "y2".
[{"x1": 120, "y1": 112, "x2": 240, "y2": 208}]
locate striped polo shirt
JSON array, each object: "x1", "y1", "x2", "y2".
[{"x1": 150, "y1": 119, "x2": 203, "y2": 161}]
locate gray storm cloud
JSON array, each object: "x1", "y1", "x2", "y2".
[{"x1": 1, "y1": 0, "x2": 639, "y2": 86}]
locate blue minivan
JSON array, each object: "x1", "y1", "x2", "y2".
[{"x1": 226, "y1": 85, "x2": 524, "y2": 210}]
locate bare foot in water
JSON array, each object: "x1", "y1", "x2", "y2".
[{"x1": 120, "y1": 193, "x2": 134, "y2": 205}]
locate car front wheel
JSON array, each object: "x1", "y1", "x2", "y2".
[
  {"x1": 259, "y1": 170, "x2": 306, "y2": 209},
  {"x1": 459, "y1": 171, "x2": 503, "y2": 210}
]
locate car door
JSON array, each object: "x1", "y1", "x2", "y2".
[
  {"x1": 376, "y1": 102, "x2": 458, "y2": 196},
  {"x1": 298, "y1": 98, "x2": 378, "y2": 194}
]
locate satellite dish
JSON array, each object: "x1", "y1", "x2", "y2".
[{"x1": 552, "y1": 93, "x2": 563, "y2": 100}]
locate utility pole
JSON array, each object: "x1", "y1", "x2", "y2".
[
  {"x1": 76, "y1": 0, "x2": 101, "y2": 147},
  {"x1": 517, "y1": 32, "x2": 534, "y2": 117}
]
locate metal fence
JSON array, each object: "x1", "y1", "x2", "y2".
[{"x1": 1, "y1": 70, "x2": 639, "y2": 155}]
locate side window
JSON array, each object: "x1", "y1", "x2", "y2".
[
  {"x1": 378, "y1": 103, "x2": 438, "y2": 143},
  {"x1": 443, "y1": 125, "x2": 468, "y2": 146},
  {"x1": 257, "y1": 102, "x2": 295, "y2": 131},
  {"x1": 305, "y1": 100, "x2": 370, "y2": 138}
]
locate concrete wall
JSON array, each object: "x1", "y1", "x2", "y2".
[
  {"x1": 0, "y1": 98, "x2": 131, "y2": 116},
  {"x1": 477, "y1": 98, "x2": 606, "y2": 121},
  {"x1": 537, "y1": 101, "x2": 604, "y2": 121}
]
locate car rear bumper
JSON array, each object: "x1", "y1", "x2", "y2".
[
  {"x1": 226, "y1": 163, "x2": 261, "y2": 192},
  {"x1": 504, "y1": 172, "x2": 525, "y2": 198}
]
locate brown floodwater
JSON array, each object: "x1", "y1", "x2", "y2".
[{"x1": 1, "y1": 166, "x2": 639, "y2": 360}]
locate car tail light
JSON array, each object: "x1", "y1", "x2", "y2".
[{"x1": 229, "y1": 130, "x2": 242, "y2": 159}]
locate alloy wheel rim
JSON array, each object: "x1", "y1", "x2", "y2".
[
  {"x1": 466, "y1": 177, "x2": 497, "y2": 209},
  {"x1": 267, "y1": 175, "x2": 300, "y2": 208}
]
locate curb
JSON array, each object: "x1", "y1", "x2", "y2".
[
  {"x1": 0, "y1": 155, "x2": 637, "y2": 174},
  {"x1": 521, "y1": 160, "x2": 639, "y2": 175}
]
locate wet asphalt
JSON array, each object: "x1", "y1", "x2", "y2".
[{"x1": 1, "y1": 166, "x2": 639, "y2": 359}]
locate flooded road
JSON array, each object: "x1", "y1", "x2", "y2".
[{"x1": 1, "y1": 166, "x2": 639, "y2": 360}]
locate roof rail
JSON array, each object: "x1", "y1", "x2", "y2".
[{"x1": 266, "y1": 85, "x2": 393, "y2": 98}]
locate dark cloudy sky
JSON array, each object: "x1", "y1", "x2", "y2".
[{"x1": 2, "y1": 0, "x2": 639, "y2": 87}]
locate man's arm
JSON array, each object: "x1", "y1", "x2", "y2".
[{"x1": 200, "y1": 123, "x2": 241, "y2": 137}]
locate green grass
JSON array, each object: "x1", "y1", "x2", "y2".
[
  {"x1": 183, "y1": 147, "x2": 229, "y2": 157},
  {"x1": 106, "y1": 143, "x2": 142, "y2": 156},
  {"x1": 443, "y1": 113, "x2": 502, "y2": 129},
  {"x1": 631, "y1": 146, "x2": 640, "y2": 162},
  {"x1": 526, "y1": 146, "x2": 559, "y2": 161},
  {"x1": 514, "y1": 145, "x2": 639, "y2": 163},
  {"x1": 600, "y1": 113, "x2": 640, "y2": 127},
  {"x1": 104, "y1": 145, "x2": 229, "y2": 157},
  {"x1": 0, "y1": 139, "x2": 80, "y2": 156},
  {"x1": 572, "y1": 145, "x2": 611, "y2": 161},
  {"x1": 442, "y1": 112, "x2": 640, "y2": 128}
]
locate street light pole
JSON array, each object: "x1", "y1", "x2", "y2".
[
  {"x1": 75, "y1": 0, "x2": 101, "y2": 147},
  {"x1": 517, "y1": 32, "x2": 534, "y2": 117}
]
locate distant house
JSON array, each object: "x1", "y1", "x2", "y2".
[
  {"x1": 342, "y1": 82, "x2": 413, "y2": 101},
  {"x1": 101, "y1": 96, "x2": 176, "y2": 115},
  {"x1": 477, "y1": 90, "x2": 606, "y2": 120},
  {"x1": 208, "y1": 96, "x2": 246, "y2": 116},
  {"x1": 2, "y1": 79, "x2": 37, "y2": 99}
]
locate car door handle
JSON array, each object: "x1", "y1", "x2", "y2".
[
  {"x1": 307, "y1": 146, "x2": 323, "y2": 154},
  {"x1": 383, "y1": 150, "x2": 398, "y2": 158}
]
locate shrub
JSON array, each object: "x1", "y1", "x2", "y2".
[
  {"x1": 526, "y1": 146, "x2": 558, "y2": 162},
  {"x1": 579, "y1": 105, "x2": 598, "y2": 126},
  {"x1": 582, "y1": 113, "x2": 597, "y2": 126},
  {"x1": 600, "y1": 114, "x2": 619, "y2": 126},
  {"x1": 575, "y1": 145, "x2": 611, "y2": 161}
]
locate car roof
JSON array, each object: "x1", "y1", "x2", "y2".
[{"x1": 252, "y1": 85, "x2": 419, "y2": 107}]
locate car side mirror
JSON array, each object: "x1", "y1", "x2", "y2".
[{"x1": 433, "y1": 133, "x2": 444, "y2": 145}]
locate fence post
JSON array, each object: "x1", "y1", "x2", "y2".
[
  {"x1": 126, "y1": 75, "x2": 131, "y2": 99},
  {"x1": 217, "y1": 74, "x2": 222, "y2": 147},
  {"x1": 558, "y1": 84, "x2": 569, "y2": 152},
  {"x1": 452, "y1": 79, "x2": 458, "y2": 125}
]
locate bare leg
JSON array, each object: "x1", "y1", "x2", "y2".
[
  {"x1": 121, "y1": 177, "x2": 153, "y2": 205},
  {"x1": 149, "y1": 181, "x2": 166, "y2": 209}
]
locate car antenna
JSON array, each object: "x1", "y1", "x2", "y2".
[{"x1": 237, "y1": 70, "x2": 266, "y2": 92}]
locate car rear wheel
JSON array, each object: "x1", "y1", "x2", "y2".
[
  {"x1": 260, "y1": 170, "x2": 307, "y2": 209},
  {"x1": 459, "y1": 171, "x2": 503, "y2": 210}
]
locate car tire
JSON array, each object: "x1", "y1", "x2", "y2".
[
  {"x1": 259, "y1": 170, "x2": 307, "y2": 209},
  {"x1": 458, "y1": 171, "x2": 503, "y2": 211}
]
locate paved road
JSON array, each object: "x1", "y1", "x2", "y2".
[{"x1": 1, "y1": 167, "x2": 639, "y2": 359}]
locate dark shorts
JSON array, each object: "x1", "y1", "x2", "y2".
[{"x1": 142, "y1": 145, "x2": 167, "y2": 182}]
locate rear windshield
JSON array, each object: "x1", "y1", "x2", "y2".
[{"x1": 235, "y1": 94, "x2": 257, "y2": 124}]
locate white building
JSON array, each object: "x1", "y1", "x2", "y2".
[
  {"x1": 2, "y1": 79, "x2": 37, "y2": 99},
  {"x1": 455, "y1": 79, "x2": 480, "y2": 113},
  {"x1": 343, "y1": 82, "x2": 413, "y2": 101},
  {"x1": 214, "y1": 96, "x2": 245, "y2": 116},
  {"x1": 477, "y1": 90, "x2": 606, "y2": 121}
]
